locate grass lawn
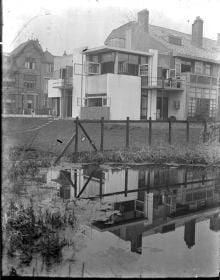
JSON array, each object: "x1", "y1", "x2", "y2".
[{"x1": 3, "y1": 117, "x2": 204, "y2": 156}]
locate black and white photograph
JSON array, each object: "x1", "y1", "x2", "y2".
[{"x1": 2, "y1": 0, "x2": 220, "y2": 277}]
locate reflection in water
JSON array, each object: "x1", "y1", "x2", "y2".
[{"x1": 46, "y1": 165, "x2": 220, "y2": 256}]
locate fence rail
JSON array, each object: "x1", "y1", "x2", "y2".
[{"x1": 73, "y1": 117, "x2": 220, "y2": 154}]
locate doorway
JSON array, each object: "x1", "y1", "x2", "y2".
[
  {"x1": 141, "y1": 89, "x2": 148, "y2": 119},
  {"x1": 156, "y1": 96, "x2": 168, "y2": 120}
]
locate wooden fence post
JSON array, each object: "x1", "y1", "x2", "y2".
[
  {"x1": 186, "y1": 119, "x2": 190, "y2": 143},
  {"x1": 100, "y1": 117, "x2": 104, "y2": 152},
  {"x1": 126, "y1": 117, "x2": 130, "y2": 149},
  {"x1": 168, "y1": 119, "x2": 172, "y2": 144},
  {"x1": 75, "y1": 117, "x2": 79, "y2": 153},
  {"x1": 203, "y1": 120, "x2": 207, "y2": 143},
  {"x1": 149, "y1": 117, "x2": 152, "y2": 145}
]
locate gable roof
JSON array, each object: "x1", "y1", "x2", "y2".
[
  {"x1": 43, "y1": 50, "x2": 54, "y2": 63},
  {"x1": 105, "y1": 21, "x2": 220, "y2": 63},
  {"x1": 11, "y1": 39, "x2": 44, "y2": 57}
]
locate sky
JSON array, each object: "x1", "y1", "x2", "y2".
[{"x1": 3, "y1": 0, "x2": 220, "y2": 55}]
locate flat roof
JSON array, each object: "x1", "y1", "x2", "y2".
[{"x1": 82, "y1": 45, "x2": 153, "y2": 56}]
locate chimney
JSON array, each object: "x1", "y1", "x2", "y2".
[
  {"x1": 137, "y1": 9, "x2": 149, "y2": 33},
  {"x1": 217, "y1": 33, "x2": 220, "y2": 46},
  {"x1": 192, "y1": 16, "x2": 203, "y2": 48}
]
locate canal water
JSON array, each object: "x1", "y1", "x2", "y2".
[{"x1": 2, "y1": 164, "x2": 220, "y2": 277}]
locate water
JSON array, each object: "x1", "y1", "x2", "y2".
[{"x1": 2, "y1": 164, "x2": 220, "y2": 277}]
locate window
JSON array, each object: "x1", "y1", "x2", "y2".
[
  {"x1": 87, "y1": 62, "x2": 100, "y2": 74},
  {"x1": 168, "y1": 36, "x2": 182, "y2": 46},
  {"x1": 188, "y1": 97, "x2": 216, "y2": 118},
  {"x1": 47, "y1": 63, "x2": 53, "y2": 73},
  {"x1": 100, "y1": 52, "x2": 114, "y2": 74},
  {"x1": 24, "y1": 81, "x2": 36, "y2": 89},
  {"x1": 181, "y1": 60, "x2": 191, "y2": 73},
  {"x1": 175, "y1": 62, "x2": 181, "y2": 76},
  {"x1": 88, "y1": 55, "x2": 99, "y2": 63},
  {"x1": 23, "y1": 75, "x2": 36, "y2": 90},
  {"x1": 139, "y1": 64, "x2": 149, "y2": 76},
  {"x1": 5, "y1": 99, "x2": 15, "y2": 107},
  {"x1": 3, "y1": 78, "x2": 16, "y2": 88},
  {"x1": 25, "y1": 58, "x2": 36, "y2": 69},
  {"x1": 195, "y1": 61, "x2": 203, "y2": 74},
  {"x1": 27, "y1": 100, "x2": 33, "y2": 109},
  {"x1": 87, "y1": 97, "x2": 108, "y2": 107},
  {"x1": 118, "y1": 53, "x2": 139, "y2": 75},
  {"x1": 205, "y1": 64, "x2": 211, "y2": 76}
]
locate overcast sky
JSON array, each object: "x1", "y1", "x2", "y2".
[{"x1": 3, "y1": 0, "x2": 220, "y2": 55}]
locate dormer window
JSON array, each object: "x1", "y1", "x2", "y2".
[{"x1": 168, "y1": 36, "x2": 182, "y2": 46}]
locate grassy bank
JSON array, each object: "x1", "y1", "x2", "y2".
[
  {"x1": 4, "y1": 143, "x2": 220, "y2": 167},
  {"x1": 70, "y1": 143, "x2": 220, "y2": 165},
  {"x1": 3, "y1": 117, "x2": 204, "y2": 155}
]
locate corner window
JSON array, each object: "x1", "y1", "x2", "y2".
[
  {"x1": 118, "y1": 53, "x2": 139, "y2": 76},
  {"x1": 100, "y1": 52, "x2": 115, "y2": 74},
  {"x1": 25, "y1": 58, "x2": 36, "y2": 69}
]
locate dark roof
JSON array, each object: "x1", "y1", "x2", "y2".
[
  {"x1": 43, "y1": 50, "x2": 54, "y2": 63},
  {"x1": 105, "y1": 21, "x2": 220, "y2": 63},
  {"x1": 11, "y1": 39, "x2": 44, "y2": 56}
]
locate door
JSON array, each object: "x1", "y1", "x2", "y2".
[
  {"x1": 66, "y1": 91, "x2": 72, "y2": 117},
  {"x1": 157, "y1": 97, "x2": 168, "y2": 120},
  {"x1": 141, "y1": 95, "x2": 148, "y2": 119}
]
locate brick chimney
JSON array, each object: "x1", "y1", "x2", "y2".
[
  {"x1": 192, "y1": 16, "x2": 203, "y2": 48},
  {"x1": 138, "y1": 9, "x2": 149, "y2": 33},
  {"x1": 217, "y1": 33, "x2": 220, "y2": 46}
]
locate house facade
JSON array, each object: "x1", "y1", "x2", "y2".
[
  {"x1": 104, "y1": 9, "x2": 220, "y2": 121},
  {"x1": 3, "y1": 39, "x2": 54, "y2": 115},
  {"x1": 48, "y1": 46, "x2": 159, "y2": 120},
  {"x1": 48, "y1": 9, "x2": 220, "y2": 121},
  {"x1": 48, "y1": 52, "x2": 73, "y2": 117}
]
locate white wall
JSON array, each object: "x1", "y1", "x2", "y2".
[
  {"x1": 86, "y1": 74, "x2": 107, "y2": 94},
  {"x1": 168, "y1": 91, "x2": 186, "y2": 120},
  {"x1": 48, "y1": 80, "x2": 62, "y2": 97},
  {"x1": 149, "y1": 49, "x2": 158, "y2": 86},
  {"x1": 107, "y1": 74, "x2": 141, "y2": 120},
  {"x1": 72, "y1": 47, "x2": 88, "y2": 118}
]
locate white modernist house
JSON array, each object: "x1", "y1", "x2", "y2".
[
  {"x1": 75, "y1": 46, "x2": 158, "y2": 120},
  {"x1": 48, "y1": 46, "x2": 159, "y2": 120}
]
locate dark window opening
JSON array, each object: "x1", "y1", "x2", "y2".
[
  {"x1": 101, "y1": 62, "x2": 114, "y2": 74},
  {"x1": 88, "y1": 98, "x2": 102, "y2": 107}
]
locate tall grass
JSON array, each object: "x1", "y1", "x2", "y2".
[{"x1": 71, "y1": 143, "x2": 220, "y2": 165}]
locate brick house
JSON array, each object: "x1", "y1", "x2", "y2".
[
  {"x1": 104, "y1": 9, "x2": 220, "y2": 121},
  {"x1": 3, "y1": 39, "x2": 54, "y2": 115}
]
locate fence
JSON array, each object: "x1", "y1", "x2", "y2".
[{"x1": 73, "y1": 117, "x2": 220, "y2": 154}]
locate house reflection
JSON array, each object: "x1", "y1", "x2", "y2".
[{"x1": 46, "y1": 165, "x2": 220, "y2": 254}]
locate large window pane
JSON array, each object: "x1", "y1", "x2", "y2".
[{"x1": 101, "y1": 52, "x2": 114, "y2": 62}]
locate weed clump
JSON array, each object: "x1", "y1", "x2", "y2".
[{"x1": 4, "y1": 200, "x2": 78, "y2": 268}]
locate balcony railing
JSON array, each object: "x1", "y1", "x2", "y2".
[
  {"x1": 190, "y1": 74, "x2": 218, "y2": 86},
  {"x1": 142, "y1": 77, "x2": 184, "y2": 89}
]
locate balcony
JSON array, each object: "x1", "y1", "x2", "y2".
[
  {"x1": 50, "y1": 77, "x2": 73, "y2": 88},
  {"x1": 141, "y1": 77, "x2": 184, "y2": 91},
  {"x1": 190, "y1": 74, "x2": 218, "y2": 86}
]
